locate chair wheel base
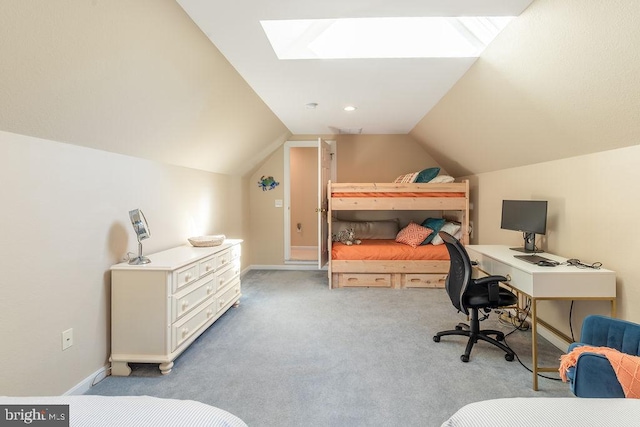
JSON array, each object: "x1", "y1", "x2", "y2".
[
  {"x1": 433, "y1": 336, "x2": 440, "y2": 342},
  {"x1": 505, "y1": 353, "x2": 514, "y2": 362},
  {"x1": 460, "y1": 355, "x2": 469, "y2": 362}
]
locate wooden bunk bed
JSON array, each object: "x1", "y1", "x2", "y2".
[{"x1": 328, "y1": 180, "x2": 469, "y2": 289}]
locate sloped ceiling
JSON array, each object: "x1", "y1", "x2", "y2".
[
  {"x1": 411, "y1": 0, "x2": 640, "y2": 177},
  {"x1": 177, "y1": 0, "x2": 534, "y2": 135},
  {"x1": 0, "y1": 0, "x2": 290, "y2": 176},
  {"x1": 2, "y1": 1, "x2": 637, "y2": 179}
]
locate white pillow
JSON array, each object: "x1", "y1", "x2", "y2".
[
  {"x1": 428, "y1": 175, "x2": 455, "y2": 184},
  {"x1": 431, "y1": 222, "x2": 462, "y2": 245}
]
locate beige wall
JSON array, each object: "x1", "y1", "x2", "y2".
[
  {"x1": 249, "y1": 147, "x2": 286, "y2": 265},
  {"x1": 249, "y1": 134, "x2": 442, "y2": 265},
  {"x1": 463, "y1": 145, "x2": 640, "y2": 336},
  {"x1": 0, "y1": 0, "x2": 287, "y2": 395},
  {"x1": 411, "y1": 0, "x2": 640, "y2": 334},
  {"x1": 411, "y1": 0, "x2": 640, "y2": 178},
  {"x1": 0, "y1": 0, "x2": 289, "y2": 176},
  {"x1": 336, "y1": 134, "x2": 443, "y2": 182},
  {"x1": 0, "y1": 131, "x2": 242, "y2": 396}
]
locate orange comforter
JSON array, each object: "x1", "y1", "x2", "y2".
[{"x1": 331, "y1": 239, "x2": 450, "y2": 261}]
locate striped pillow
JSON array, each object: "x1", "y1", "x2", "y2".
[{"x1": 394, "y1": 172, "x2": 419, "y2": 183}]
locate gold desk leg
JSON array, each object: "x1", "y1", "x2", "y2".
[{"x1": 531, "y1": 298, "x2": 538, "y2": 391}]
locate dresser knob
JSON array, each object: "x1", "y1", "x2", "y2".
[
  {"x1": 205, "y1": 264, "x2": 211, "y2": 271},
  {"x1": 207, "y1": 286, "x2": 213, "y2": 294},
  {"x1": 182, "y1": 301, "x2": 189, "y2": 310},
  {"x1": 185, "y1": 273, "x2": 192, "y2": 282},
  {"x1": 182, "y1": 328, "x2": 189, "y2": 337}
]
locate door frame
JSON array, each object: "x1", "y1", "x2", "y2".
[{"x1": 283, "y1": 140, "x2": 336, "y2": 264}]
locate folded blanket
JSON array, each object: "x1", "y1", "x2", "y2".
[{"x1": 559, "y1": 345, "x2": 640, "y2": 398}]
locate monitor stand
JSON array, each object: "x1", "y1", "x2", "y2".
[{"x1": 510, "y1": 232, "x2": 544, "y2": 253}]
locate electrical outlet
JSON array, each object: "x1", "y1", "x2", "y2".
[{"x1": 62, "y1": 328, "x2": 73, "y2": 350}]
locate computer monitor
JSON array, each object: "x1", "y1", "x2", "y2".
[{"x1": 500, "y1": 200, "x2": 548, "y2": 253}]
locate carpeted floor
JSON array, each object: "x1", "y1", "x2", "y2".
[{"x1": 88, "y1": 270, "x2": 573, "y2": 426}]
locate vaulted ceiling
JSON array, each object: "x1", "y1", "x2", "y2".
[{"x1": 177, "y1": 0, "x2": 534, "y2": 135}]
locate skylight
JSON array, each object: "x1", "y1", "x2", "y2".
[{"x1": 261, "y1": 17, "x2": 513, "y2": 60}]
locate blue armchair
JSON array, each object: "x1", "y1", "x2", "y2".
[{"x1": 566, "y1": 315, "x2": 640, "y2": 398}]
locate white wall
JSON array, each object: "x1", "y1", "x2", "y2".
[{"x1": 0, "y1": 131, "x2": 241, "y2": 395}]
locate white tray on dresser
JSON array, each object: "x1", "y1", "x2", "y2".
[{"x1": 110, "y1": 239, "x2": 242, "y2": 376}]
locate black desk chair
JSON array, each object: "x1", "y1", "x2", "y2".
[{"x1": 433, "y1": 231, "x2": 518, "y2": 362}]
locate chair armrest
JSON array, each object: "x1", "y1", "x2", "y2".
[
  {"x1": 473, "y1": 275, "x2": 507, "y2": 304},
  {"x1": 572, "y1": 353, "x2": 625, "y2": 398}
]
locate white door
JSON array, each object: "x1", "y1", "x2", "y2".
[{"x1": 318, "y1": 138, "x2": 331, "y2": 268}]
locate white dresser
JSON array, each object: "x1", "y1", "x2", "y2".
[{"x1": 110, "y1": 239, "x2": 242, "y2": 376}]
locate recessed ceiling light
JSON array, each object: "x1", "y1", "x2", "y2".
[
  {"x1": 343, "y1": 106, "x2": 357, "y2": 112},
  {"x1": 305, "y1": 102, "x2": 318, "y2": 109},
  {"x1": 261, "y1": 17, "x2": 514, "y2": 60}
]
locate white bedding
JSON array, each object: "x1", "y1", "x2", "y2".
[
  {"x1": 441, "y1": 397, "x2": 640, "y2": 427},
  {"x1": 0, "y1": 395, "x2": 247, "y2": 427}
]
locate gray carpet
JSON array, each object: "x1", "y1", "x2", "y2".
[{"x1": 88, "y1": 270, "x2": 572, "y2": 426}]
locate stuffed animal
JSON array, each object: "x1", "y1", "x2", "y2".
[{"x1": 332, "y1": 228, "x2": 361, "y2": 246}]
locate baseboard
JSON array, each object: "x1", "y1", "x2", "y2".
[
  {"x1": 249, "y1": 264, "x2": 324, "y2": 271},
  {"x1": 64, "y1": 364, "x2": 110, "y2": 395},
  {"x1": 537, "y1": 323, "x2": 570, "y2": 353},
  {"x1": 502, "y1": 309, "x2": 570, "y2": 353}
]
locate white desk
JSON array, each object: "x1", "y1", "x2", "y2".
[{"x1": 466, "y1": 245, "x2": 616, "y2": 390}]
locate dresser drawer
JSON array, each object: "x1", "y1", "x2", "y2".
[
  {"x1": 172, "y1": 275, "x2": 216, "y2": 322},
  {"x1": 198, "y1": 256, "x2": 216, "y2": 277},
  {"x1": 173, "y1": 263, "x2": 199, "y2": 292},
  {"x1": 217, "y1": 280, "x2": 241, "y2": 312},
  {"x1": 404, "y1": 273, "x2": 447, "y2": 288},
  {"x1": 230, "y1": 244, "x2": 241, "y2": 260},
  {"x1": 341, "y1": 273, "x2": 392, "y2": 287},
  {"x1": 216, "y1": 248, "x2": 232, "y2": 270},
  {"x1": 215, "y1": 259, "x2": 241, "y2": 292},
  {"x1": 172, "y1": 299, "x2": 216, "y2": 351}
]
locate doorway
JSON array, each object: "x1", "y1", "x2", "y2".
[{"x1": 284, "y1": 140, "x2": 336, "y2": 265}]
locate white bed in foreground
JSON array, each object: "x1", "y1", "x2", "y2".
[
  {"x1": 441, "y1": 397, "x2": 640, "y2": 427},
  {"x1": 0, "y1": 395, "x2": 247, "y2": 427}
]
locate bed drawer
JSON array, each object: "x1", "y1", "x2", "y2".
[
  {"x1": 340, "y1": 273, "x2": 392, "y2": 287},
  {"x1": 404, "y1": 273, "x2": 447, "y2": 288}
]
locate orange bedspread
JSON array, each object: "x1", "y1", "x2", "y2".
[
  {"x1": 332, "y1": 192, "x2": 464, "y2": 198},
  {"x1": 332, "y1": 239, "x2": 450, "y2": 261}
]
